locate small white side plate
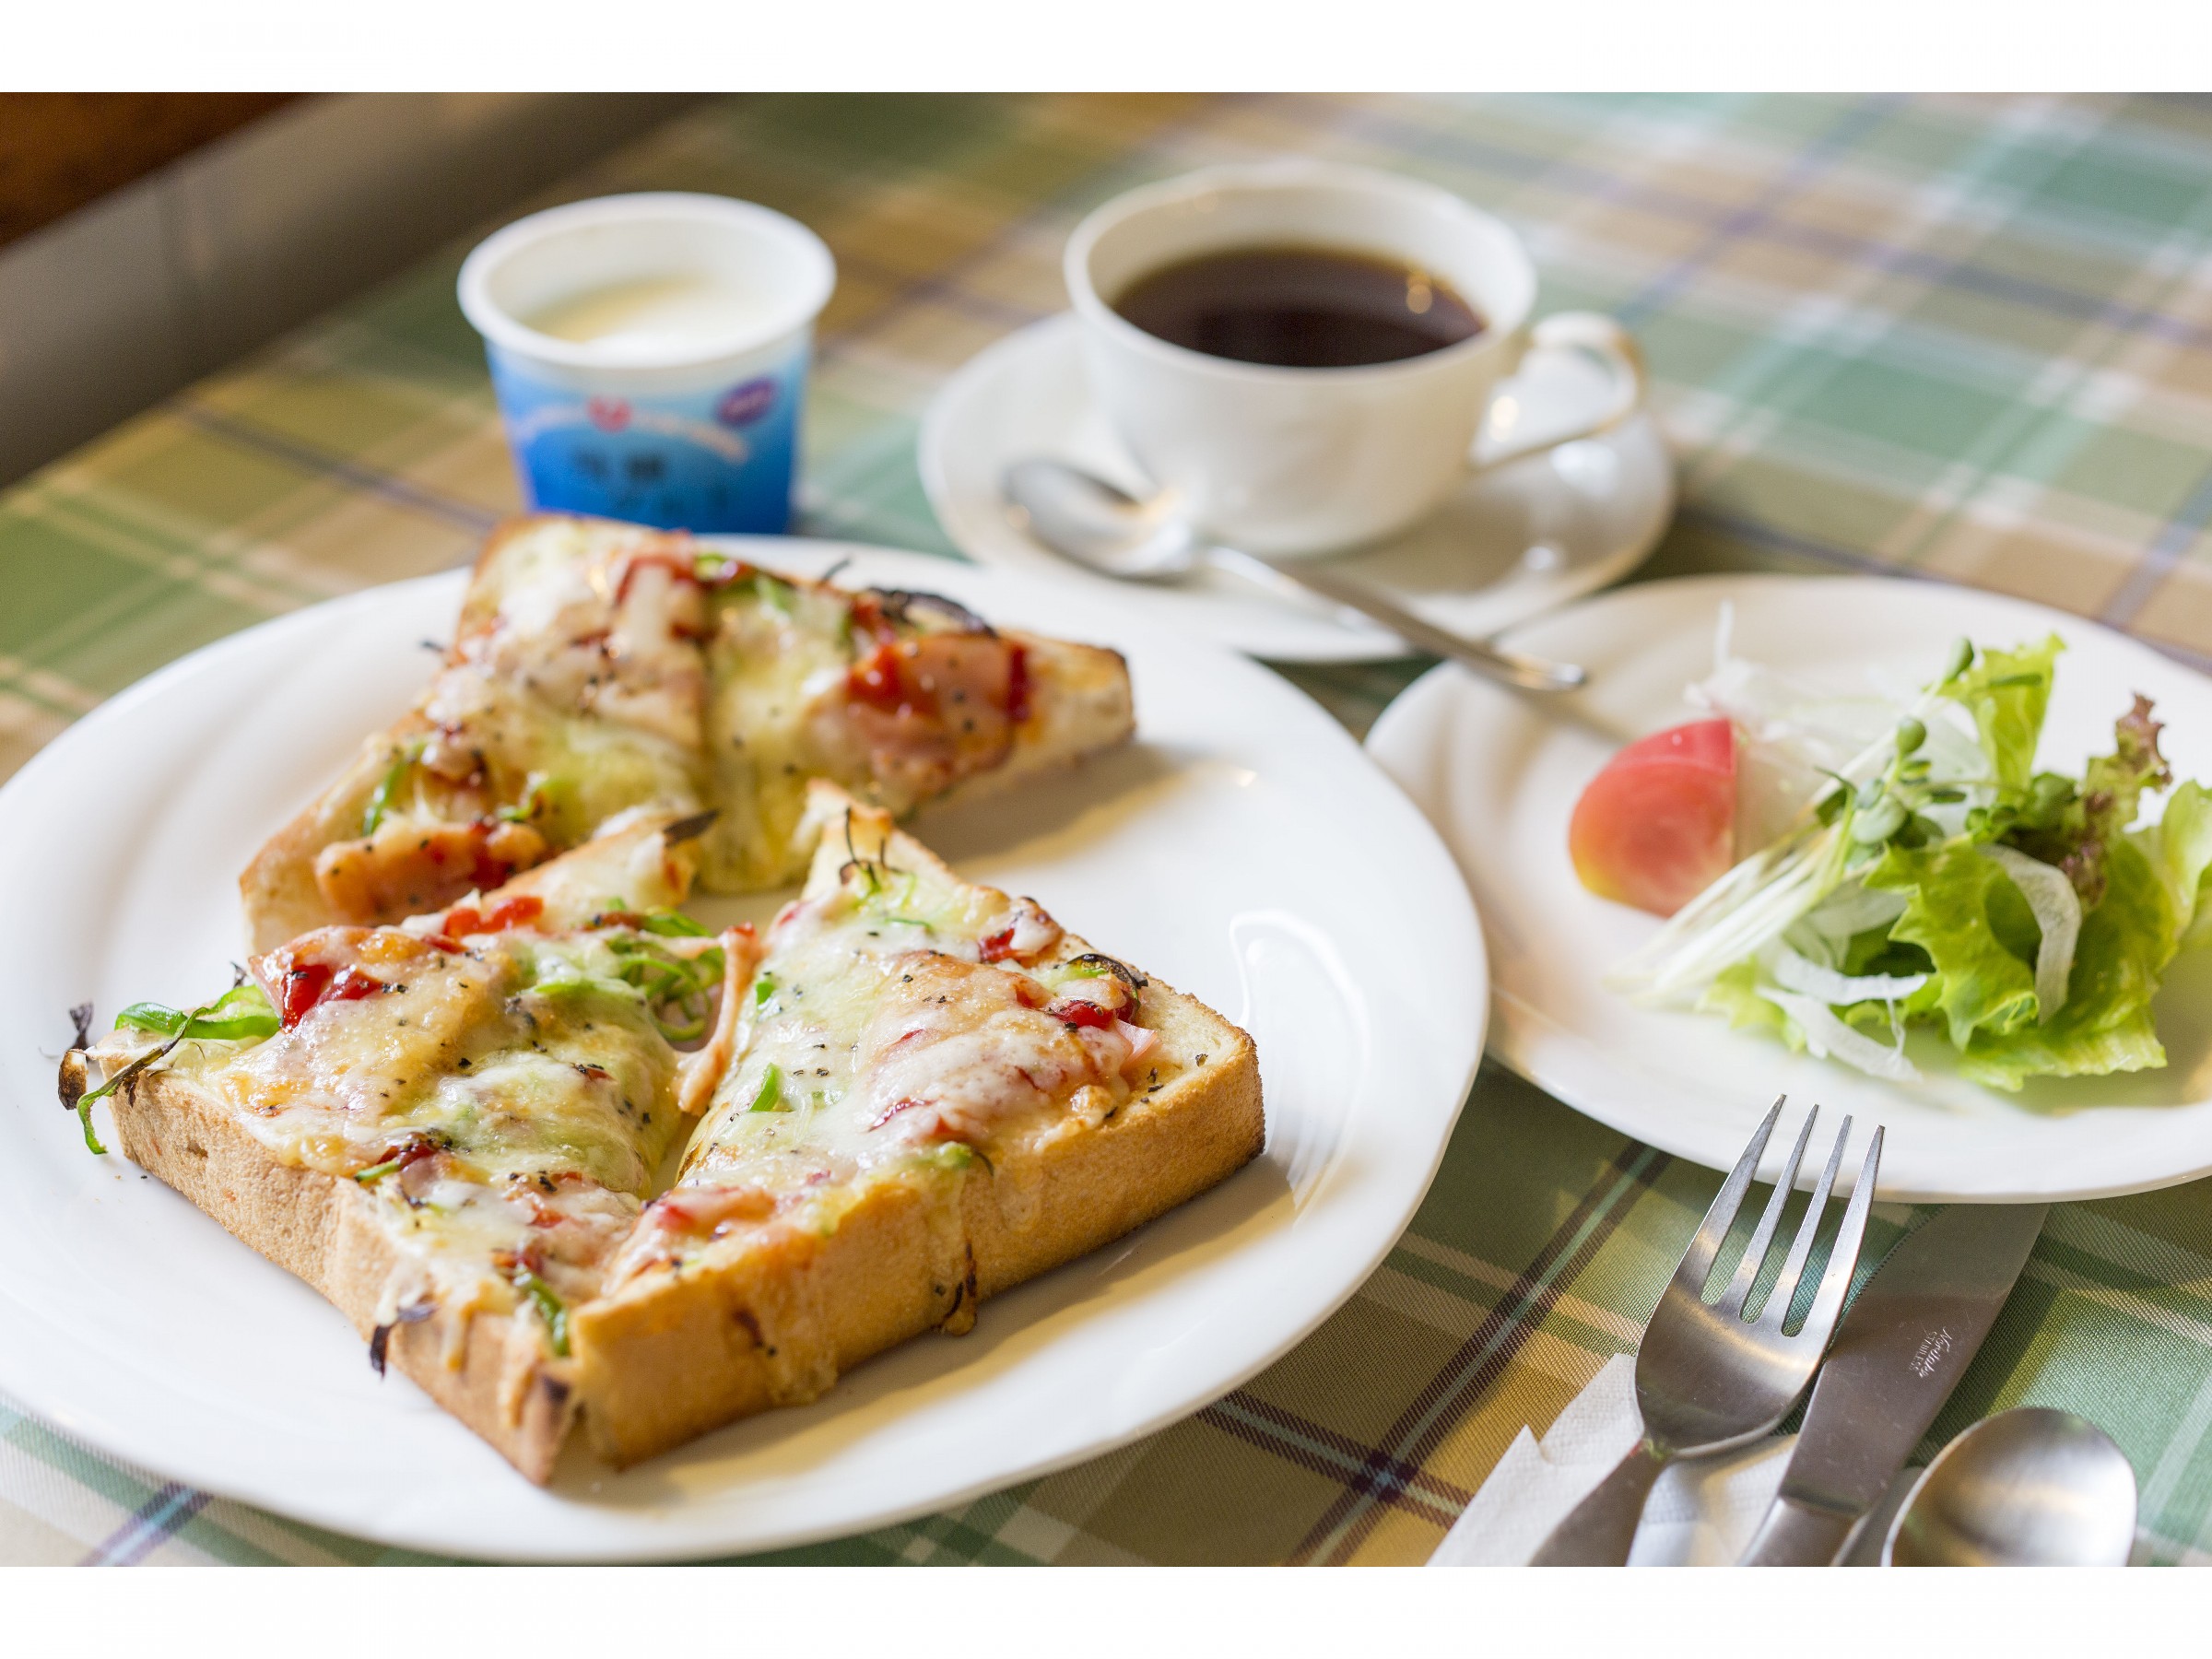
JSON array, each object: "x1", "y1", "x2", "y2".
[
  {"x1": 920, "y1": 312, "x2": 1677, "y2": 663},
  {"x1": 0, "y1": 543, "x2": 1484, "y2": 1560},
  {"x1": 1366, "y1": 571, "x2": 2212, "y2": 1204}
]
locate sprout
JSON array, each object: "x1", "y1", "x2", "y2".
[{"x1": 1851, "y1": 796, "x2": 1908, "y2": 843}]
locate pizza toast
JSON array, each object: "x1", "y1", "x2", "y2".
[
  {"x1": 74, "y1": 815, "x2": 742, "y2": 1482},
  {"x1": 568, "y1": 783, "x2": 1265, "y2": 1466},
  {"x1": 241, "y1": 514, "x2": 1135, "y2": 950}
]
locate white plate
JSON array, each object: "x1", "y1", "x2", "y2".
[
  {"x1": 0, "y1": 542, "x2": 1484, "y2": 1561},
  {"x1": 919, "y1": 312, "x2": 1677, "y2": 663},
  {"x1": 1366, "y1": 571, "x2": 2212, "y2": 1205}
]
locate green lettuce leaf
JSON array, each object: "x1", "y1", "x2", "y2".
[
  {"x1": 2004, "y1": 694, "x2": 2172, "y2": 907},
  {"x1": 1959, "y1": 838, "x2": 2177, "y2": 1088},
  {"x1": 1699, "y1": 959, "x2": 1804, "y2": 1048},
  {"x1": 2142, "y1": 778, "x2": 2212, "y2": 943},
  {"x1": 1958, "y1": 1016, "x2": 2166, "y2": 1090},
  {"x1": 1940, "y1": 635, "x2": 2062, "y2": 794},
  {"x1": 1866, "y1": 841, "x2": 2039, "y2": 1048}
]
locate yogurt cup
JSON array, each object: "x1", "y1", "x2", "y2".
[{"x1": 459, "y1": 193, "x2": 835, "y2": 535}]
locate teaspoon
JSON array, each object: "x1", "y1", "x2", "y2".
[
  {"x1": 1885, "y1": 1407, "x2": 2137, "y2": 1567},
  {"x1": 1000, "y1": 458, "x2": 1587, "y2": 694}
]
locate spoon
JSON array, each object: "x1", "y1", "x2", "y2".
[
  {"x1": 1884, "y1": 1407, "x2": 2138, "y2": 1566},
  {"x1": 1000, "y1": 458, "x2": 1587, "y2": 693}
]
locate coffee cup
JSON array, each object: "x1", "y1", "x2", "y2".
[{"x1": 1065, "y1": 162, "x2": 1644, "y2": 558}]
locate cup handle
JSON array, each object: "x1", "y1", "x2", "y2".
[{"x1": 1471, "y1": 311, "x2": 1647, "y2": 473}]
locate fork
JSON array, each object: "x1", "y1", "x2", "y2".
[{"x1": 1528, "y1": 1097, "x2": 1883, "y2": 1566}]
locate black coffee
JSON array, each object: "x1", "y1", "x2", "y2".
[{"x1": 1112, "y1": 244, "x2": 1483, "y2": 369}]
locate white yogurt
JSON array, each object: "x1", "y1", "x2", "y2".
[{"x1": 524, "y1": 273, "x2": 770, "y2": 356}]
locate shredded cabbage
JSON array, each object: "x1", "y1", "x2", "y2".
[
  {"x1": 1761, "y1": 989, "x2": 1924, "y2": 1082},
  {"x1": 1761, "y1": 941, "x2": 1927, "y2": 1005},
  {"x1": 1980, "y1": 843, "x2": 2081, "y2": 1024}
]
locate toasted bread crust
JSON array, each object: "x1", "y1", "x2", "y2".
[
  {"x1": 109, "y1": 1067, "x2": 575, "y2": 1484},
  {"x1": 241, "y1": 715, "x2": 433, "y2": 954},
  {"x1": 571, "y1": 1008, "x2": 1261, "y2": 1467}
]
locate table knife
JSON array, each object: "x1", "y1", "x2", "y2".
[{"x1": 1737, "y1": 1201, "x2": 2048, "y2": 1566}]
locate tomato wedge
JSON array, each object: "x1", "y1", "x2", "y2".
[{"x1": 1569, "y1": 718, "x2": 1736, "y2": 917}]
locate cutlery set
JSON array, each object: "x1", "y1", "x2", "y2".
[{"x1": 1525, "y1": 1100, "x2": 2131, "y2": 1567}]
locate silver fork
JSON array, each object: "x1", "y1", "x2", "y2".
[{"x1": 1528, "y1": 1098, "x2": 1883, "y2": 1566}]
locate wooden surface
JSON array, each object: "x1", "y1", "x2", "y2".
[{"x1": 0, "y1": 93, "x2": 300, "y2": 247}]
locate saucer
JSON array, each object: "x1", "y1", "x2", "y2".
[{"x1": 919, "y1": 312, "x2": 1677, "y2": 663}]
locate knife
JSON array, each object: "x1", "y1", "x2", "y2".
[{"x1": 1737, "y1": 1201, "x2": 2049, "y2": 1566}]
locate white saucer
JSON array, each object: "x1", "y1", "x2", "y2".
[
  {"x1": 919, "y1": 312, "x2": 1677, "y2": 663},
  {"x1": 1366, "y1": 572, "x2": 2212, "y2": 1204}
]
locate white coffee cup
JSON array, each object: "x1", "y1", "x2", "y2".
[{"x1": 1065, "y1": 162, "x2": 1645, "y2": 558}]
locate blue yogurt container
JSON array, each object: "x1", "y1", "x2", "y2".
[{"x1": 459, "y1": 194, "x2": 835, "y2": 535}]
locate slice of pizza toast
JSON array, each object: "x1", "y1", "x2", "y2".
[
  {"x1": 68, "y1": 814, "x2": 747, "y2": 1483},
  {"x1": 566, "y1": 782, "x2": 1265, "y2": 1467},
  {"x1": 73, "y1": 791, "x2": 1259, "y2": 1480},
  {"x1": 241, "y1": 514, "x2": 1135, "y2": 950}
]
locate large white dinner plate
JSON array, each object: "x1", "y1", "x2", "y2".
[
  {"x1": 1367, "y1": 572, "x2": 2212, "y2": 1205},
  {"x1": 919, "y1": 313, "x2": 1675, "y2": 663},
  {"x1": 0, "y1": 542, "x2": 1483, "y2": 1561}
]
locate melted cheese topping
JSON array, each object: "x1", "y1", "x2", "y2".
[
  {"x1": 613, "y1": 840, "x2": 1152, "y2": 1285},
  {"x1": 701, "y1": 577, "x2": 859, "y2": 889},
  {"x1": 424, "y1": 535, "x2": 709, "y2": 842}
]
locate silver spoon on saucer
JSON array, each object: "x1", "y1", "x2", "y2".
[
  {"x1": 1884, "y1": 1407, "x2": 2138, "y2": 1566},
  {"x1": 1000, "y1": 458, "x2": 1587, "y2": 693}
]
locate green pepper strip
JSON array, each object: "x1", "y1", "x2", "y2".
[
  {"x1": 353, "y1": 1157, "x2": 403, "y2": 1184},
  {"x1": 753, "y1": 571, "x2": 796, "y2": 616},
  {"x1": 511, "y1": 1267, "x2": 570, "y2": 1358},
  {"x1": 114, "y1": 982, "x2": 278, "y2": 1043},
  {"x1": 76, "y1": 979, "x2": 276, "y2": 1153},
  {"x1": 607, "y1": 931, "x2": 724, "y2": 1042},
  {"x1": 749, "y1": 1064, "x2": 784, "y2": 1113},
  {"x1": 359, "y1": 741, "x2": 423, "y2": 837}
]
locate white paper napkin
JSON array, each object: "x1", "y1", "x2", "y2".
[{"x1": 1428, "y1": 1355, "x2": 1801, "y2": 1566}]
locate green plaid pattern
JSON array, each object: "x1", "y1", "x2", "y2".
[{"x1": 8, "y1": 92, "x2": 2212, "y2": 1565}]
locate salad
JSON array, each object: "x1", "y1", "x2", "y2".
[{"x1": 1571, "y1": 618, "x2": 2212, "y2": 1089}]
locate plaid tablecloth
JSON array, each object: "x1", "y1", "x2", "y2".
[{"x1": 7, "y1": 92, "x2": 2212, "y2": 1566}]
